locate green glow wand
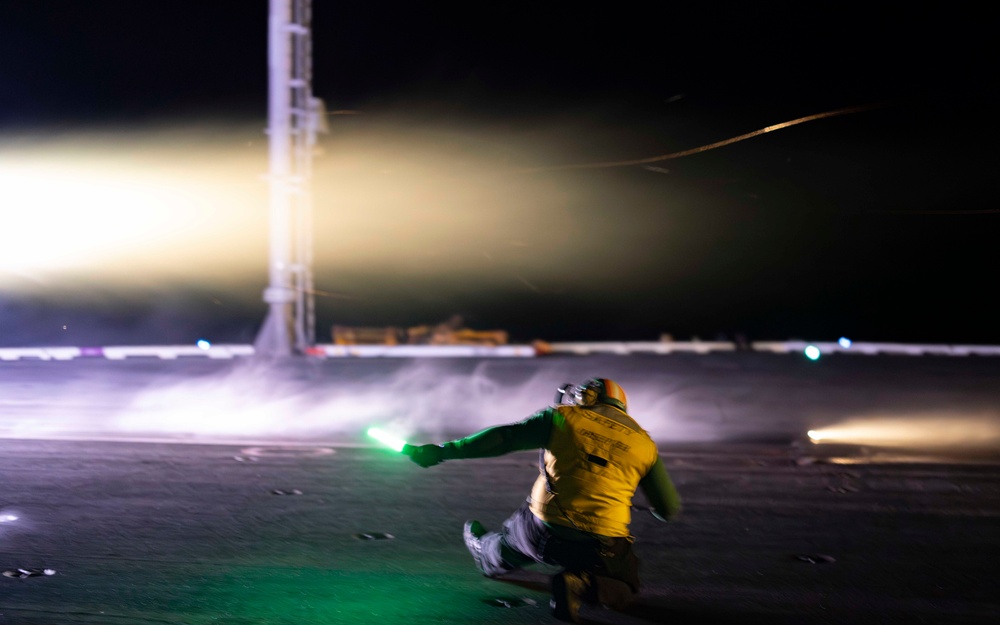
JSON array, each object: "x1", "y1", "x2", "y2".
[{"x1": 367, "y1": 427, "x2": 408, "y2": 452}]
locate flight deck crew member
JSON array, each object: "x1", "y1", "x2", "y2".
[{"x1": 403, "y1": 378, "x2": 681, "y2": 623}]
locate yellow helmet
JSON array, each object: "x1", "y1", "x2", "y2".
[{"x1": 574, "y1": 378, "x2": 628, "y2": 412}]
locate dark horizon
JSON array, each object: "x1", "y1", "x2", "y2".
[{"x1": 1, "y1": 2, "x2": 997, "y2": 347}]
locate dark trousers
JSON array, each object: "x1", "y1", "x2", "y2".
[{"x1": 479, "y1": 500, "x2": 640, "y2": 608}]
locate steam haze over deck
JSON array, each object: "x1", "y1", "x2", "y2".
[{"x1": 1, "y1": 2, "x2": 996, "y2": 347}]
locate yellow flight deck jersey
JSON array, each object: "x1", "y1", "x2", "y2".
[
  {"x1": 439, "y1": 404, "x2": 680, "y2": 538},
  {"x1": 529, "y1": 405, "x2": 659, "y2": 537}
]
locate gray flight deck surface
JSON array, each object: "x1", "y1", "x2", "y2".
[{"x1": 1, "y1": 353, "x2": 999, "y2": 624}]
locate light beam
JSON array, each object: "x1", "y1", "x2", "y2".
[{"x1": 367, "y1": 427, "x2": 407, "y2": 452}]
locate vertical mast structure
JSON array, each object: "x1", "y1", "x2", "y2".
[{"x1": 255, "y1": 0, "x2": 322, "y2": 357}]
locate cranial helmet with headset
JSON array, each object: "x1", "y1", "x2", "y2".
[{"x1": 573, "y1": 378, "x2": 628, "y2": 412}]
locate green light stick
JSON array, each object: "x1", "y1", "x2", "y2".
[{"x1": 367, "y1": 427, "x2": 407, "y2": 452}]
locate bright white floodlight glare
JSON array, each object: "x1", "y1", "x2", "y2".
[
  {"x1": 838, "y1": 337, "x2": 852, "y2": 348},
  {"x1": 0, "y1": 514, "x2": 18, "y2": 523},
  {"x1": 196, "y1": 340, "x2": 211, "y2": 350},
  {"x1": 804, "y1": 345, "x2": 821, "y2": 360}
]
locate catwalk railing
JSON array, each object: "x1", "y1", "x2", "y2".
[{"x1": 2, "y1": 341, "x2": 1000, "y2": 360}]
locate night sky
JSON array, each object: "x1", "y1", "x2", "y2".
[{"x1": 1, "y1": 2, "x2": 997, "y2": 346}]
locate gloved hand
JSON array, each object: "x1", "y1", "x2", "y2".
[{"x1": 402, "y1": 443, "x2": 445, "y2": 468}]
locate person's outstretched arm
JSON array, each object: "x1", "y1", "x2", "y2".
[{"x1": 404, "y1": 408, "x2": 554, "y2": 467}]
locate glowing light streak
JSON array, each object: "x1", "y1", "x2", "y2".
[
  {"x1": 807, "y1": 416, "x2": 1000, "y2": 449},
  {"x1": 0, "y1": 161, "x2": 216, "y2": 275},
  {"x1": 367, "y1": 427, "x2": 407, "y2": 452},
  {"x1": 0, "y1": 125, "x2": 587, "y2": 289},
  {"x1": 516, "y1": 104, "x2": 888, "y2": 174}
]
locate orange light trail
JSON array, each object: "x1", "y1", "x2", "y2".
[{"x1": 516, "y1": 103, "x2": 888, "y2": 174}]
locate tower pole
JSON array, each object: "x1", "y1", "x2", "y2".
[{"x1": 255, "y1": 0, "x2": 319, "y2": 357}]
